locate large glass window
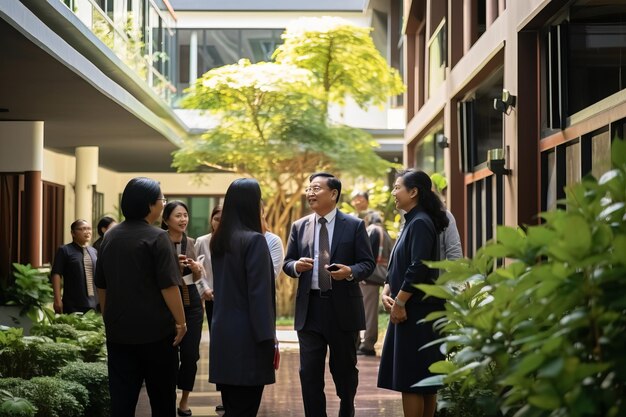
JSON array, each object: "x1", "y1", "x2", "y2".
[
  {"x1": 544, "y1": 0, "x2": 626, "y2": 129},
  {"x1": 428, "y1": 20, "x2": 447, "y2": 97},
  {"x1": 176, "y1": 28, "x2": 283, "y2": 99},
  {"x1": 414, "y1": 130, "x2": 444, "y2": 174},
  {"x1": 459, "y1": 69, "x2": 504, "y2": 171},
  {"x1": 568, "y1": 3, "x2": 626, "y2": 115}
]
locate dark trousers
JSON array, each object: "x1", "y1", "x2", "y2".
[
  {"x1": 107, "y1": 336, "x2": 178, "y2": 417},
  {"x1": 298, "y1": 295, "x2": 359, "y2": 417},
  {"x1": 178, "y1": 286, "x2": 204, "y2": 391},
  {"x1": 220, "y1": 384, "x2": 264, "y2": 417}
]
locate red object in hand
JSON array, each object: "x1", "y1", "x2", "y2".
[{"x1": 273, "y1": 344, "x2": 280, "y2": 370}]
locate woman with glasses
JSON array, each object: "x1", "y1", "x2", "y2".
[
  {"x1": 210, "y1": 178, "x2": 276, "y2": 416},
  {"x1": 161, "y1": 201, "x2": 205, "y2": 417}
]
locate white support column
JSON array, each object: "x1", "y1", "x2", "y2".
[
  {"x1": 189, "y1": 30, "x2": 199, "y2": 84},
  {"x1": 75, "y1": 146, "x2": 99, "y2": 225}
]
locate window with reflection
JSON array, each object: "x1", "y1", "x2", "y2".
[
  {"x1": 544, "y1": 0, "x2": 626, "y2": 129},
  {"x1": 568, "y1": 2, "x2": 626, "y2": 115},
  {"x1": 176, "y1": 28, "x2": 283, "y2": 99},
  {"x1": 428, "y1": 20, "x2": 447, "y2": 97},
  {"x1": 414, "y1": 130, "x2": 444, "y2": 174},
  {"x1": 459, "y1": 69, "x2": 504, "y2": 171}
]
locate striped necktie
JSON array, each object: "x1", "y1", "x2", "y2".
[
  {"x1": 318, "y1": 218, "x2": 331, "y2": 291},
  {"x1": 176, "y1": 243, "x2": 191, "y2": 306},
  {"x1": 83, "y1": 247, "x2": 95, "y2": 297}
]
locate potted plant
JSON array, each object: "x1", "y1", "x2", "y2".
[{"x1": 0, "y1": 263, "x2": 54, "y2": 334}]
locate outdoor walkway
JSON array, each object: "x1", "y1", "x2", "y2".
[{"x1": 137, "y1": 328, "x2": 403, "y2": 416}]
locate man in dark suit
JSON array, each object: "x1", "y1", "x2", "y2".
[{"x1": 283, "y1": 172, "x2": 375, "y2": 417}]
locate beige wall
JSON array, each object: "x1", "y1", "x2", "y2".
[
  {"x1": 115, "y1": 172, "x2": 239, "y2": 197},
  {"x1": 42, "y1": 148, "x2": 239, "y2": 242}
]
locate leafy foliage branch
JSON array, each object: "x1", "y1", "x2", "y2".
[{"x1": 417, "y1": 138, "x2": 626, "y2": 417}]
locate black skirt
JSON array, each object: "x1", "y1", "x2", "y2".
[{"x1": 377, "y1": 301, "x2": 444, "y2": 394}]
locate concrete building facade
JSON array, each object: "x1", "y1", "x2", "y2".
[{"x1": 402, "y1": 0, "x2": 625, "y2": 255}]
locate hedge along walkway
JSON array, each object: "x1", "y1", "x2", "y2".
[{"x1": 136, "y1": 325, "x2": 403, "y2": 416}]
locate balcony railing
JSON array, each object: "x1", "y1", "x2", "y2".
[{"x1": 61, "y1": 0, "x2": 176, "y2": 103}]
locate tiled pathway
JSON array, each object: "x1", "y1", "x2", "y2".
[{"x1": 137, "y1": 328, "x2": 403, "y2": 416}]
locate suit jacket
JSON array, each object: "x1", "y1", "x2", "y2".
[
  {"x1": 209, "y1": 230, "x2": 276, "y2": 386},
  {"x1": 283, "y1": 210, "x2": 375, "y2": 332}
]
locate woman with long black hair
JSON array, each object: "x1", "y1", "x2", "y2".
[
  {"x1": 210, "y1": 178, "x2": 276, "y2": 416},
  {"x1": 377, "y1": 169, "x2": 449, "y2": 417}
]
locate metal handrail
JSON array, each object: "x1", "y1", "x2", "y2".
[{"x1": 84, "y1": 0, "x2": 131, "y2": 43}]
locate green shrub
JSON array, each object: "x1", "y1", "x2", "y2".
[
  {"x1": 74, "y1": 329, "x2": 106, "y2": 362},
  {"x1": 51, "y1": 311, "x2": 104, "y2": 332},
  {"x1": 57, "y1": 361, "x2": 110, "y2": 417},
  {"x1": 0, "y1": 377, "x2": 82, "y2": 417},
  {"x1": 0, "y1": 389, "x2": 37, "y2": 417},
  {"x1": 0, "y1": 328, "x2": 81, "y2": 379},
  {"x1": 17, "y1": 377, "x2": 85, "y2": 417},
  {"x1": 0, "y1": 378, "x2": 29, "y2": 395},
  {"x1": 31, "y1": 322, "x2": 106, "y2": 363},
  {"x1": 28, "y1": 342, "x2": 81, "y2": 377},
  {"x1": 31, "y1": 323, "x2": 78, "y2": 340},
  {"x1": 418, "y1": 138, "x2": 626, "y2": 417}
]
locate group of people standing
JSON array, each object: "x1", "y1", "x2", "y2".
[{"x1": 50, "y1": 168, "x2": 461, "y2": 417}]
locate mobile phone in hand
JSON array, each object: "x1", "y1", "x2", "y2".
[{"x1": 326, "y1": 263, "x2": 340, "y2": 272}]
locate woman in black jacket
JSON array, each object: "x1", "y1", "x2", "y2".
[{"x1": 209, "y1": 178, "x2": 276, "y2": 416}]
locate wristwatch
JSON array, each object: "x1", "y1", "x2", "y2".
[
  {"x1": 394, "y1": 297, "x2": 406, "y2": 308},
  {"x1": 346, "y1": 273, "x2": 354, "y2": 281}
]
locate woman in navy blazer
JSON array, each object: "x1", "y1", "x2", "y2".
[
  {"x1": 209, "y1": 178, "x2": 276, "y2": 417},
  {"x1": 377, "y1": 169, "x2": 449, "y2": 417}
]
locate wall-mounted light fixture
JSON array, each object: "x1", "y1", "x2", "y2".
[
  {"x1": 487, "y1": 148, "x2": 511, "y2": 176},
  {"x1": 436, "y1": 132, "x2": 449, "y2": 149},
  {"x1": 493, "y1": 89, "x2": 516, "y2": 114}
]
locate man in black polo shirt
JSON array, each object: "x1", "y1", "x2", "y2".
[
  {"x1": 51, "y1": 219, "x2": 98, "y2": 314},
  {"x1": 95, "y1": 177, "x2": 186, "y2": 417}
]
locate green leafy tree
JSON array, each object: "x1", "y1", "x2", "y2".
[
  {"x1": 416, "y1": 138, "x2": 626, "y2": 417},
  {"x1": 274, "y1": 17, "x2": 404, "y2": 113},
  {"x1": 174, "y1": 18, "x2": 404, "y2": 315}
]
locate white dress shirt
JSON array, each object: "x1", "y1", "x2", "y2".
[{"x1": 264, "y1": 231, "x2": 285, "y2": 278}]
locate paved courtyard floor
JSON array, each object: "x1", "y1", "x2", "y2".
[{"x1": 136, "y1": 328, "x2": 403, "y2": 416}]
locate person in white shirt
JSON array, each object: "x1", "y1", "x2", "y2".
[{"x1": 193, "y1": 206, "x2": 221, "y2": 330}]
